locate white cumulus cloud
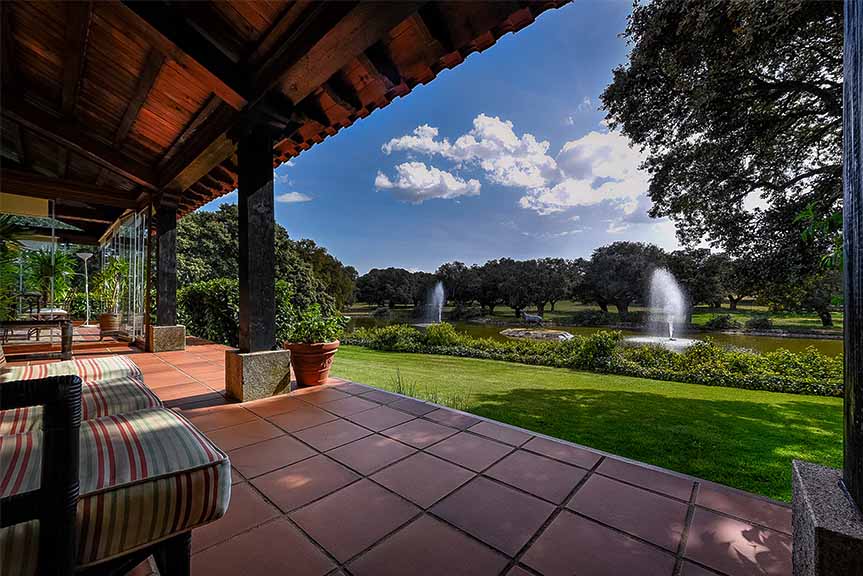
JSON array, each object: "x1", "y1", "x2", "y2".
[
  {"x1": 375, "y1": 162, "x2": 481, "y2": 203},
  {"x1": 276, "y1": 192, "x2": 312, "y2": 203}
]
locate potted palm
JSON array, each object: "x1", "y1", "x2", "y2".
[
  {"x1": 92, "y1": 256, "x2": 128, "y2": 338},
  {"x1": 283, "y1": 304, "x2": 348, "y2": 386}
]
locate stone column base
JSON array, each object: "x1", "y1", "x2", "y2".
[
  {"x1": 792, "y1": 460, "x2": 863, "y2": 575},
  {"x1": 147, "y1": 325, "x2": 186, "y2": 352},
  {"x1": 226, "y1": 349, "x2": 292, "y2": 402}
]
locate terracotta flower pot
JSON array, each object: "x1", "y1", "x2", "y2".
[
  {"x1": 284, "y1": 340, "x2": 340, "y2": 387},
  {"x1": 99, "y1": 312, "x2": 121, "y2": 338}
]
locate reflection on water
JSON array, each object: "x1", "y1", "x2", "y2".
[{"x1": 347, "y1": 317, "x2": 843, "y2": 356}]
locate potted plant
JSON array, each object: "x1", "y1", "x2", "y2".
[
  {"x1": 283, "y1": 304, "x2": 348, "y2": 386},
  {"x1": 92, "y1": 256, "x2": 128, "y2": 338}
]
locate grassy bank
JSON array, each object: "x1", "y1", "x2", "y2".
[{"x1": 332, "y1": 345, "x2": 842, "y2": 502}]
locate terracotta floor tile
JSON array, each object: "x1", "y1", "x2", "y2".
[
  {"x1": 293, "y1": 418, "x2": 373, "y2": 452},
  {"x1": 345, "y1": 405, "x2": 415, "y2": 431},
  {"x1": 597, "y1": 458, "x2": 694, "y2": 501},
  {"x1": 358, "y1": 389, "x2": 402, "y2": 404},
  {"x1": 205, "y1": 418, "x2": 284, "y2": 452},
  {"x1": 467, "y1": 421, "x2": 533, "y2": 447},
  {"x1": 230, "y1": 467, "x2": 244, "y2": 485},
  {"x1": 505, "y1": 567, "x2": 534, "y2": 576},
  {"x1": 327, "y1": 434, "x2": 415, "y2": 475},
  {"x1": 382, "y1": 419, "x2": 458, "y2": 449},
  {"x1": 348, "y1": 515, "x2": 508, "y2": 576},
  {"x1": 296, "y1": 387, "x2": 351, "y2": 405},
  {"x1": 154, "y1": 382, "x2": 214, "y2": 402},
  {"x1": 426, "y1": 432, "x2": 513, "y2": 472},
  {"x1": 567, "y1": 474, "x2": 688, "y2": 552},
  {"x1": 389, "y1": 397, "x2": 437, "y2": 416},
  {"x1": 696, "y1": 482, "x2": 792, "y2": 534},
  {"x1": 431, "y1": 476, "x2": 554, "y2": 556},
  {"x1": 191, "y1": 482, "x2": 280, "y2": 553},
  {"x1": 424, "y1": 408, "x2": 481, "y2": 430},
  {"x1": 183, "y1": 403, "x2": 257, "y2": 432},
  {"x1": 192, "y1": 517, "x2": 335, "y2": 576},
  {"x1": 331, "y1": 382, "x2": 372, "y2": 395},
  {"x1": 680, "y1": 561, "x2": 723, "y2": 576},
  {"x1": 268, "y1": 404, "x2": 338, "y2": 433},
  {"x1": 290, "y1": 479, "x2": 419, "y2": 562},
  {"x1": 372, "y1": 452, "x2": 475, "y2": 508},
  {"x1": 523, "y1": 436, "x2": 602, "y2": 469},
  {"x1": 252, "y1": 454, "x2": 359, "y2": 512},
  {"x1": 685, "y1": 508, "x2": 791, "y2": 576},
  {"x1": 486, "y1": 450, "x2": 588, "y2": 504},
  {"x1": 244, "y1": 395, "x2": 307, "y2": 418},
  {"x1": 144, "y1": 371, "x2": 196, "y2": 388},
  {"x1": 229, "y1": 434, "x2": 317, "y2": 478},
  {"x1": 521, "y1": 511, "x2": 676, "y2": 576},
  {"x1": 321, "y1": 396, "x2": 380, "y2": 417},
  {"x1": 164, "y1": 391, "x2": 226, "y2": 409}
]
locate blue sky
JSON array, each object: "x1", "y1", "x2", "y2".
[{"x1": 201, "y1": 0, "x2": 680, "y2": 273}]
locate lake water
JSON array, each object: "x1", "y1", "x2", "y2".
[{"x1": 348, "y1": 317, "x2": 843, "y2": 356}]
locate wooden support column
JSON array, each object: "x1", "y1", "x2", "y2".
[
  {"x1": 844, "y1": 0, "x2": 863, "y2": 511},
  {"x1": 155, "y1": 202, "x2": 177, "y2": 326},
  {"x1": 238, "y1": 124, "x2": 275, "y2": 353}
]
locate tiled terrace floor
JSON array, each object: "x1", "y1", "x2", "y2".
[{"x1": 14, "y1": 343, "x2": 793, "y2": 576}]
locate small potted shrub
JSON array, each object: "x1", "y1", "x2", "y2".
[
  {"x1": 93, "y1": 256, "x2": 128, "y2": 338},
  {"x1": 284, "y1": 304, "x2": 348, "y2": 386}
]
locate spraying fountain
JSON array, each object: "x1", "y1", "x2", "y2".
[
  {"x1": 413, "y1": 281, "x2": 445, "y2": 329},
  {"x1": 624, "y1": 268, "x2": 698, "y2": 351},
  {"x1": 426, "y1": 280, "x2": 444, "y2": 324}
]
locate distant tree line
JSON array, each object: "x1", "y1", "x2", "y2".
[{"x1": 355, "y1": 241, "x2": 841, "y2": 326}]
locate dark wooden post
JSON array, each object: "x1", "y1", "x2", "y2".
[
  {"x1": 156, "y1": 202, "x2": 177, "y2": 326},
  {"x1": 844, "y1": 0, "x2": 863, "y2": 511},
  {"x1": 238, "y1": 124, "x2": 276, "y2": 353}
]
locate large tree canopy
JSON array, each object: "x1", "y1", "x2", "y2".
[{"x1": 602, "y1": 0, "x2": 843, "y2": 256}]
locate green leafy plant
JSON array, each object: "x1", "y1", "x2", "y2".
[
  {"x1": 92, "y1": 256, "x2": 128, "y2": 314},
  {"x1": 25, "y1": 248, "x2": 76, "y2": 306},
  {"x1": 0, "y1": 215, "x2": 30, "y2": 320},
  {"x1": 704, "y1": 314, "x2": 742, "y2": 331},
  {"x1": 283, "y1": 304, "x2": 348, "y2": 344}
]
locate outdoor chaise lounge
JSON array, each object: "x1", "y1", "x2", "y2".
[{"x1": 0, "y1": 348, "x2": 231, "y2": 575}]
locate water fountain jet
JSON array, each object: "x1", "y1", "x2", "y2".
[{"x1": 624, "y1": 268, "x2": 697, "y2": 351}]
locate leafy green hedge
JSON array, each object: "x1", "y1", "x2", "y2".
[
  {"x1": 178, "y1": 278, "x2": 335, "y2": 347},
  {"x1": 345, "y1": 323, "x2": 842, "y2": 396}
]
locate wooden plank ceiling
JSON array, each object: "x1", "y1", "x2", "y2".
[{"x1": 0, "y1": 0, "x2": 568, "y2": 240}]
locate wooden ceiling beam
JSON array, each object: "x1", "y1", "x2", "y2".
[
  {"x1": 361, "y1": 42, "x2": 403, "y2": 88},
  {"x1": 1, "y1": 2, "x2": 15, "y2": 87},
  {"x1": 2, "y1": 94, "x2": 157, "y2": 190},
  {"x1": 2, "y1": 169, "x2": 139, "y2": 209},
  {"x1": 114, "y1": 2, "x2": 246, "y2": 110},
  {"x1": 114, "y1": 49, "x2": 165, "y2": 145},
  {"x1": 54, "y1": 204, "x2": 117, "y2": 225},
  {"x1": 267, "y1": 2, "x2": 425, "y2": 106},
  {"x1": 322, "y1": 71, "x2": 362, "y2": 114},
  {"x1": 62, "y1": 1, "x2": 93, "y2": 117}
]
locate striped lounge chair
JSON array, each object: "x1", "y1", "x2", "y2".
[
  {"x1": 0, "y1": 351, "x2": 161, "y2": 435},
  {"x1": 0, "y1": 355, "x2": 231, "y2": 575}
]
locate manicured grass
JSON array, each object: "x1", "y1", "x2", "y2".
[{"x1": 332, "y1": 345, "x2": 842, "y2": 502}]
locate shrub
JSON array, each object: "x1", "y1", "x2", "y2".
[
  {"x1": 746, "y1": 316, "x2": 774, "y2": 330},
  {"x1": 283, "y1": 304, "x2": 348, "y2": 344},
  {"x1": 704, "y1": 314, "x2": 742, "y2": 330},
  {"x1": 345, "y1": 324, "x2": 842, "y2": 397},
  {"x1": 424, "y1": 323, "x2": 463, "y2": 346},
  {"x1": 178, "y1": 277, "x2": 335, "y2": 347}
]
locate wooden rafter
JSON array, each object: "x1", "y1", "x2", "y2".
[
  {"x1": 1, "y1": 2, "x2": 14, "y2": 87},
  {"x1": 112, "y1": 2, "x2": 246, "y2": 110},
  {"x1": 2, "y1": 95, "x2": 157, "y2": 190},
  {"x1": 114, "y1": 49, "x2": 166, "y2": 145},
  {"x1": 322, "y1": 72, "x2": 362, "y2": 114},
  {"x1": 362, "y1": 43, "x2": 403, "y2": 88},
  {"x1": 2, "y1": 169, "x2": 138, "y2": 209},
  {"x1": 61, "y1": 1, "x2": 93, "y2": 117}
]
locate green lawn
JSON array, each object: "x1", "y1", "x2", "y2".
[{"x1": 332, "y1": 345, "x2": 842, "y2": 502}]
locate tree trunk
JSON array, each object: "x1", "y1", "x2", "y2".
[
  {"x1": 488, "y1": 304, "x2": 496, "y2": 315},
  {"x1": 536, "y1": 303, "x2": 546, "y2": 316},
  {"x1": 818, "y1": 308, "x2": 834, "y2": 327},
  {"x1": 598, "y1": 301, "x2": 609, "y2": 313},
  {"x1": 729, "y1": 297, "x2": 739, "y2": 310},
  {"x1": 615, "y1": 302, "x2": 629, "y2": 315},
  {"x1": 550, "y1": 300, "x2": 557, "y2": 312},
  {"x1": 514, "y1": 307, "x2": 522, "y2": 318}
]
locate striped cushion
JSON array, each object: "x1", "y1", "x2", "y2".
[
  {"x1": 0, "y1": 343, "x2": 5, "y2": 367},
  {"x1": 0, "y1": 355, "x2": 143, "y2": 384},
  {"x1": 0, "y1": 408, "x2": 230, "y2": 574},
  {"x1": 0, "y1": 375, "x2": 161, "y2": 435}
]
